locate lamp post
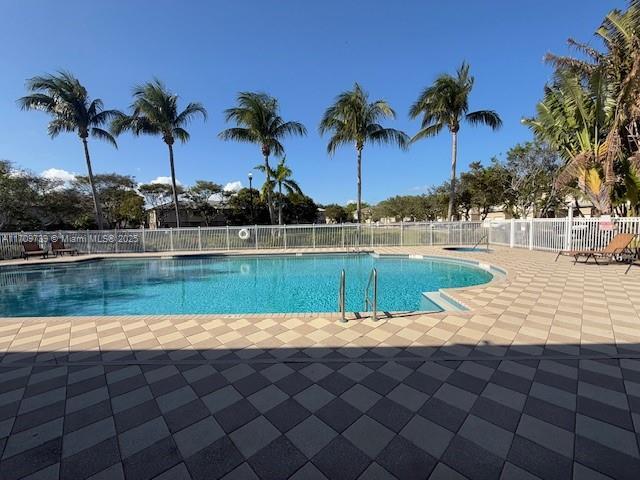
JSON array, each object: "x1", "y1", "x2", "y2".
[{"x1": 248, "y1": 172, "x2": 254, "y2": 223}]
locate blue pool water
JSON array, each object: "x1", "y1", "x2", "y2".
[{"x1": 0, "y1": 254, "x2": 493, "y2": 317}]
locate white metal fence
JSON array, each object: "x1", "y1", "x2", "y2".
[{"x1": 2, "y1": 217, "x2": 639, "y2": 259}]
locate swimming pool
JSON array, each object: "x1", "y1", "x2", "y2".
[{"x1": 0, "y1": 254, "x2": 494, "y2": 317}]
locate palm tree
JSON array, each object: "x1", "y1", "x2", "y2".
[
  {"x1": 523, "y1": 70, "x2": 616, "y2": 213},
  {"x1": 319, "y1": 83, "x2": 409, "y2": 223},
  {"x1": 544, "y1": 1, "x2": 640, "y2": 213},
  {"x1": 219, "y1": 92, "x2": 306, "y2": 224},
  {"x1": 256, "y1": 157, "x2": 302, "y2": 225},
  {"x1": 111, "y1": 79, "x2": 206, "y2": 228},
  {"x1": 409, "y1": 63, "x2": 502, "y2": 220},
  {"x1": 18, "y1": 71, "x2": 120, "y2": 229}
]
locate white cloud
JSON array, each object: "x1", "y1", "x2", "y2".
[
  {"x1": 150, "y1": 176, "x2": 182, "y2": 186},
  {"x1": 223, "y1": 181, "x2": 242, "y2": 192},
  {"x1": 41, "y1": 168, "x2": 77, "y2": 183}
]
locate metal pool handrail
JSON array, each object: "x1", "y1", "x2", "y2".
[
  {"x1": 338, "y1": 269, "x2": 346, "y2": 323},
  {"x1": 364, "y1": 268, "x2": 378, "y2": 321},
  {"x1": 473, "y1": 234, "x2": 489, "y2": 251}
]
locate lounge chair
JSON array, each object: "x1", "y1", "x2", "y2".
[
  {"x1": 555, "y1": 232, "x2": 636, "y2": 264},
  {"x1": 21, "y1": 241, "x2": 48, "y2": 260},
  {"x1": 51, "y1": 240, "x2": 78, "y2": 257}
]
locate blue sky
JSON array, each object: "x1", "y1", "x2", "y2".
[{"x1": 0, "y1": 0, "x2": 624, "y2": 205}]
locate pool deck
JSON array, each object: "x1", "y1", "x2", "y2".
[{"x1": 1, "y1": 246, "x2": 640, "y2": 479}]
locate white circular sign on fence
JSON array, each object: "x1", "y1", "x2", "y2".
[{"x1": 238, "y1": 228, "x2": 250, "y2": 240}]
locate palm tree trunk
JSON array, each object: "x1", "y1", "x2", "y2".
[
  {"x1": 447, "y1": 131, "x2": 458, "y2": 221},
  {"x1": 81, "y1": 137, "x2": 104, "y2": 230},
  {"x1": 264, "y1": 154, "x2": 276, "y2": 224},
  {"x1": 356, "y1": 147, "x2": 363, "y2": 223},
  {"x1": 278, "y1": 182, "x2": 283, "y2": 225},
  {"x1": 167, "y1": 143, "x2": 181, "y2": 228}
]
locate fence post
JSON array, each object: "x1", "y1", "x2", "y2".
[
  {"x1": 170, "y1": 228, "x2": 174, "y2": 252},
  {"x1": 114, "y1": 228, "x2": 118, "y2": 253},
  {"x1": 400, "y1": 221, "x2": 404, "y2": 246},
  {"x1": 564, "y1": 207, "x2": 574, "y2": 251},
  {"x1": 283, "y1": 224, "x2": 287, "y2": 250},
  {"x1": 529, "y1": 218, "x2": 534, "y2": 250},
  {"x1": 198, "y1": 227, "x2": 202, "y2": 251},
  {"x1": 142, "y1": 226, "x2": 146, "y2": 253},
  {"x1": 255, "y1": 225, "x2": 258, "y2": 250},
  {"x1": 312, "y1": 224, "x2": 316, "y2": 249},
  {"x1": 226, "y1": 226, "x2": 230, "y2": 250},
  {"x1": 342, "y1": 223, "x2": 345, "y2": 249},
  {"x1": 371, "y1": 224, "x2": 374, "y2": 248},
  {"x1": 509, "y1": 219, "x2": 515, "y2": 248},
  {"x1": 459, "y1": 220, "x2": 463, "y2": 245},
  {"x1": 87, "y1": 229, "x2": 91, "y2": 254},
  {"x1": 429, "y1": 223, "x2": 433, "y2": 246}
]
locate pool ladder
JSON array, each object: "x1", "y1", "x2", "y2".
[
  {"x1": 364, "y1": 268, "x2": 378, "y2": 321},
  {"x1": 338, "y1": 268, "x2": 378, "y2": 323},
  {"x1": 473, "y1": 234, "x2": 489, "y2": 252}
]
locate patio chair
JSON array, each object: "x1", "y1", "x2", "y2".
[
  {"x1": 20, "y1": 241, "x2": 48, "y2": 260},
  {"x1": 51, "y1": 239, "x2": 78, "y2": 256},
  {"x1": 555, "y1": 233, "x2": 636, "y2": 264}
]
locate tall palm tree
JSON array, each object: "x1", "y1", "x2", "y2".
[
  {"x1": 409, "y1": 63, "x2": 502, "y2": 220},
  {"x1": 319, "y1": 83, "x2": 409, "y2": 223},
  {"x1": 18, "y1": 71, "x2": 120, "y2": 229},
  {"x1": 256, "y1": 157, "x2": 302, "y2": 225},
  {"x1": 219, "y1": 92, "x2": 306, "y2": 224},
  {"x1": 111, "y1": 79, "x2": 206, "y2": 228}
]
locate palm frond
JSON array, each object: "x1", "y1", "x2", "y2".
[
  {"x1": 175, "y1": 102, "x2": 208, "y2": 126},
  {"x1": 91, "y1": 128, "x2": 118, "y2": 148},
  {"x1": 466, "y1": 110, "x2": 502, "y2": 129},
  {"x1": 218, "y1": 127, "x2": 258, "y2": 143},
  {"x1": 17, "y1": 93, "x2": 55, "y2": 112},
  {"x1": 173, "y1": 127, "x2": 190, "y2": 143},
  {"x1": 367, "y1": 127, "x2": 410, "y2": 151},
  {"x1": 411, "y1": 122, "x2": 445, "y2": 143}
]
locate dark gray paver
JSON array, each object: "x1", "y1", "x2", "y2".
[{"x1": 2, "y1": 356, "x2": 640, "y2": 479}]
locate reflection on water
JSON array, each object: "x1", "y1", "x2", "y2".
[{"x1": 0, "y1": 255, "x2": 493, "y2": 317}]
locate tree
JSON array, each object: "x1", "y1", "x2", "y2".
[
  {"x1": 74, "y1": 174, "x2": 144, "y2": 228},
  {"x1": 523, "y1": 71, "x2": 614, "y2": 213},
  {"x1": 344, "y1": 201, "x2": 371, "y2": 222},
  {"x1": 545, "y1": 1, "x2": 640, "y2": 207},
  {"x1": 282, "y1": 193, "x2": 318, "y2": 224},
  {"x1": 227, "y1": 188, "x2": 269, "y2": 225},
  {"x1": 186, "y1": 181, "x2": 226, "y2": 226},
  {"x1": 409, "y1": 62, "x2": 502, "y2": 220},
  {"x1": 373, "y1": 195, "x2": 431, "y2": 221},
  {"x1": 138, "y1": 183, "x2": 184, "y2": 228},
  {"x1": 323, "y1": 204, "x2": 348, "y2": 223},
  {"x1": 319, "y1": 83, "x2": 409, "y2": 223},
  {"x1": 219, "y1": 92, "x2": 306, "y2": 224},
  {"x1": 111, "y1": 79, "x2": 207, "y2": 228},
  {"x1": 458, "y1": 160, "x2": 510, "y2": 219},
  {"x1": 0, "y1": 161, "x2": 41, "y2": 230},
  {"x1": 256, "y1": 157, "x2": 302, "y2": 225},
  {"x1": 503, "y1": 142, "x2": 562, "y2": 218},
  {"x1": 18, "y1": 71, "x2": 120, "y2": 229}
]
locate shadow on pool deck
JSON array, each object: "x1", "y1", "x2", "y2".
[{"x1": 1, "y1": 342, "x2": 640, "y2": 480}]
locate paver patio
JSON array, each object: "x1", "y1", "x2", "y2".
[{"x1": 1, "y1": 246, "x2": 639, "y2": 479}]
